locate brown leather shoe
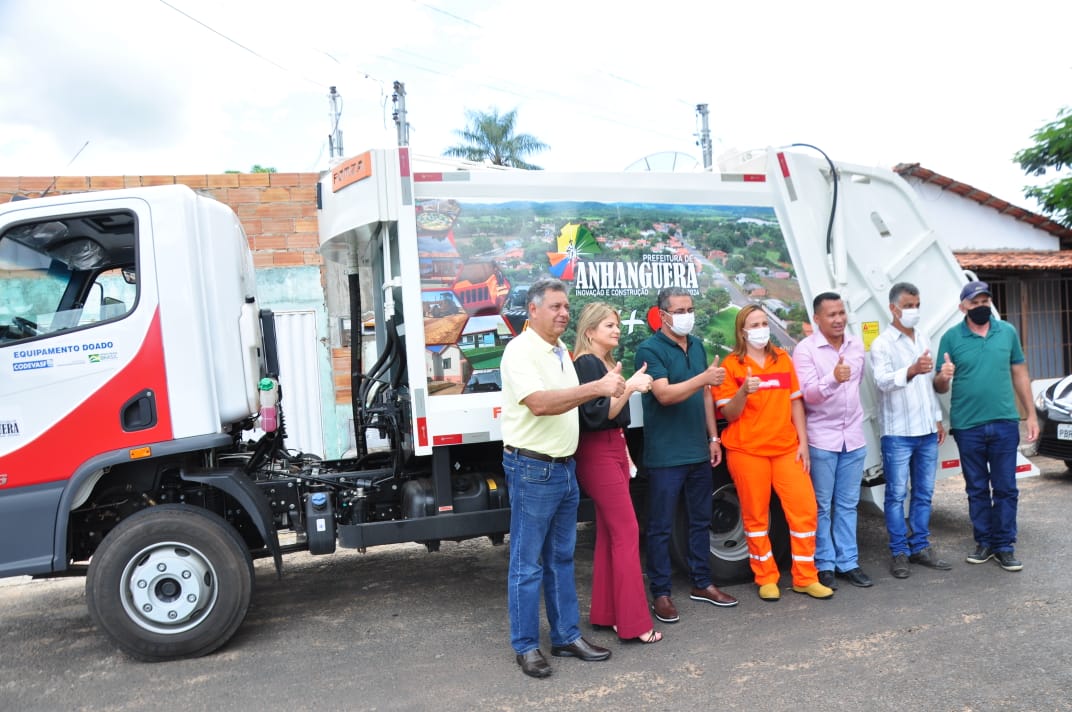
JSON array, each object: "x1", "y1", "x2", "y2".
[
  {"x1": 516, "y1": 649, "x2": 552, "y2": 678},
  {"x1": 652, "y1": 595, "x2": 679, "y2": 623},
  {"x1": 689, "y1": 584, "x2": 739, "y2": 607}
]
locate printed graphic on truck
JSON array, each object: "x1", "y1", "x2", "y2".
[{"x1": 418, "y1": 199, "x2": 805, "y2": 396}]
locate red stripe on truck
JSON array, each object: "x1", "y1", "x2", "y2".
[
  {"x1": 777, "y1": 152, "x2": 790, "y2": 178},
  {"x1": 0, "y1": 310, "x2": 173, "y2": 488},
  {"x1": 433, "y1": 434, "x2": 464, "y2": 445}
]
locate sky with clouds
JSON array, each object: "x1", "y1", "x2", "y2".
[{"x1": 1, "y1": 0, "x2": 1069, "y2": 213}]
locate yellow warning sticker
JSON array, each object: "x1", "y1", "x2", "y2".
[{"x1": 861, "y1": 321, "x2": 880, "y2": 351}]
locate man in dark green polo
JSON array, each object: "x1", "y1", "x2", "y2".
[{"x1": 935, "y1": 280, "x2": 1037, "y2": 572}]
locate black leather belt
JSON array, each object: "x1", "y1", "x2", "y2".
[{"x1": 504, "y1": 446, "x2": 572, "y2": 464}]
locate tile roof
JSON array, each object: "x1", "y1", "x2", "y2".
[
  {"x1": 955, "y1": 250, "x2": 1072, "y2": 272},
  {"x1": 893, "y1": 163, "x2": 1072, "y2": 243}
]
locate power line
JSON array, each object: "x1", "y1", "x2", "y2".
[
  {"x1": 410, "y1": 0, "x2": 481, "y2": 27},
  {"x1": 600, "y1": 71, "x2": 694, "y2": 109},
  {"x1": 155, "y1": 1, "x2": 701, "y2": 160},
  {"x1": 156, "y1": 0, "x2": 325, "y2": 89},
  {"x1": 372, "y1": 49, "x2": 689, "y2": 144}
]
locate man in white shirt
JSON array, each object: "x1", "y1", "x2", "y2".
[{"x1": 869, "y1": 282, "x2": 953, "y2": 578}]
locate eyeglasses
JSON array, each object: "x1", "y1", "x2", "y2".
[{"x1": 663, "y1": 308, "x2": 695, "y2": 315}]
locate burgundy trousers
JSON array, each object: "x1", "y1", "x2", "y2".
[{"x1": 575, "y1": 428, "x2": 654, "y2": 639}]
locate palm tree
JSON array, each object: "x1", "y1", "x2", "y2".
[{"x1": 443, "y1": 108, "x2": 549, "y2": 169}]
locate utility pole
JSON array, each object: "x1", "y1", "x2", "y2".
[
  {"x1": 695, "y1": 104, "x2": 712, "y2": 170},
  {"x1": 327, "y1": 86, "x2": 344, "y2": 161},
  {"x1": 392, "y1": 81, "x2": 410, "y2": 147}
]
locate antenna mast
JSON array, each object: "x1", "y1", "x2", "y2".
[
  {"x1": 695, "y1": 104, "x2": 712, "y2": 170},
  {"x1": 392, "y1": 81, "x2": 410, "y2": 147},
  {"x1": 327, "y1": 86, "x2": 344, "y2": 162}
]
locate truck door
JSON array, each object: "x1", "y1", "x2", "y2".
[{"x1": 0, "y1": 195, "x2": 170, "y2": 575}]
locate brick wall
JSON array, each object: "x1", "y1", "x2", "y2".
[{"x1": 0, "y1": 172, "x2": 323, "y2": 267}]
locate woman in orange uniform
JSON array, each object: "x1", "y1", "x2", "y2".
[
  {"x1": 573, "y1": 302, "x2": 661, "y2": 644},
  {"x1": 715, "y1": 305, "x2": 833, "y2": 601}
]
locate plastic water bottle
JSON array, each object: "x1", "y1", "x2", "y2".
[{"x1": 259, "y1": 377, "x2": 279, "y2": 432}]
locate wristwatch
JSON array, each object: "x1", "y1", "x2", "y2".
[{"x1": 710, "y1": 436, "x2": 720, "y2": 444}]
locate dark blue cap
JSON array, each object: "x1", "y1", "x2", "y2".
[{"x1": 959, "y1": 280, "x2": 990, "y2": 302}]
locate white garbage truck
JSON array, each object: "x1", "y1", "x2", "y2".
[{"x1": 0, "y1": 145, "x2": 981, "y2": 660}]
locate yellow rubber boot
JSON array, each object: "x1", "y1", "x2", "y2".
[
  {"x1": 792, "y1": 582, "x2": 834, "y2": 599},
  {"x1": 758, "y1": 584, "x2": 781, "y2": 601}
]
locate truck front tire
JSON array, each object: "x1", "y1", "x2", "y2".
[{"x1": 86, "y1": 504, "x2": 253, "y2": 661}]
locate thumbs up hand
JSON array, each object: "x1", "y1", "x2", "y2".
[
  {"x1": 702, "y1": 355, "x2": 727, "y2": 387},
  {"x1": 744, "y1": 366, "x2": 761, "y2": 394},
  {"x1": 833, "y1": 355, "x2": 851, "y2": 383},
  {"x1": 627, "y1": 362, "x2": 653, "y2": 394},
  {"x1": 940, "y1": 352, "x2": 955, "y2": 380},
  {"x1": 598, "y1": 361, "x2": 627, "y2": 397},
  {"x1": 911, "y1": 349, "x2": 934, "y2": 377}
]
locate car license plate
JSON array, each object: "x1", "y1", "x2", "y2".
[{"x1": 1058, "y1": 424, "x2": 1072, "y2": 441}]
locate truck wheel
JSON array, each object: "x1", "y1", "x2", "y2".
[
  {"x1": 669, "y1": 467, "x2": 791, "y2": 586},
  {"x1": 86, "y1": 504, "x2": 253, "y2": 661}
]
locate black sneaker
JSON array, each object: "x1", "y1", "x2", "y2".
[
  {"x1": 966, "y1": 545, "x2": 993, "y2": 564},
  {"x1": 994, "y1": 550, "x2": 1023, "y2": 572}
]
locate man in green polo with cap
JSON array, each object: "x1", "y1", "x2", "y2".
[{"x1": 935, "y1": 280, "x2": 1037, "y2": 572}]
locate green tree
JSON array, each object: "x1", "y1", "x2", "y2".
[
  {"x1": 225, "y1": 164, "x2": 278, "y2": 174},
  {"x1": 704, "y1": 286, "x2": 731, "y2": 313},
  {"x1": 443, "y1": 108, "x2": 549, "y2": 169},
  {"x1": 1014, "y1": 107, "x2": 1072, "y2": 227},
  {"x1": 470, "y1": 235, "x2": 494, "y2": 254}
]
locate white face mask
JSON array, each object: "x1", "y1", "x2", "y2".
[
  {"x1": 668, "y1": 312, "x2": 695, "y2": 336},
  {"x1": 746, "y1": 326, "x2": 770, "y2": 348},
  {"x1": 899, "y1": 308, "x2": 920, "y2": 329}
]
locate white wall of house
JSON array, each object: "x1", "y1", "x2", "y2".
[{"x1": 903, "y1": 177, "x2": 1059, "y2": 251}]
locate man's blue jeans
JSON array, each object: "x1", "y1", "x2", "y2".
[
  {"x1": 646, "y1": 461, "x2": 712, "y2": 597},
  {"x1": 881, "y1": 434, "x2": 939, "y2": 556},
  {"x1": 503, "y1": 450, "x2": 581, "y2": 655},
  {"x1": 951, "y1": 420, "x2": 1020, "y2": 552},
  {"x1": 808, "y1": 445, "x2": 866, "y2": 572}
]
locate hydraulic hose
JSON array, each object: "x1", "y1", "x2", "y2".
[{"x1": 790, "y1": 143, "x2": 839, "y2": 257}]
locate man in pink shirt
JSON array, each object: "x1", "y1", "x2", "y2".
[{"x1": 793, "y1": 292, "x2": 872, "y2": 589}]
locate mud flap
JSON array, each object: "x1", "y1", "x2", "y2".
[{"x1": 180, "y1": 467, "x2": 283, "y2": 576}]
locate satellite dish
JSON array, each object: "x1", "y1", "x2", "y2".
[{"x1": 624, "y1": 151, "x2": 702, "y2": 172}]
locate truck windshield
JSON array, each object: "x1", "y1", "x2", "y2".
[{"x1": 0, "y1": 211, "x2": 138, "y2": 345}]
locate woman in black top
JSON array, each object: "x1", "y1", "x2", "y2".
[{"x1": 573, "y1": 302, "x2": 660, "y2": 644}]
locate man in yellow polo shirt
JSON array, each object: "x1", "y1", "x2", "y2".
[{"x1": 501, "y1": 278, "x2": 626, "y2": 679}]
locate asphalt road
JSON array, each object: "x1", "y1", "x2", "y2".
[{"x1": 2, "y1": 457, "x2": 1072, "y2": 712}]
